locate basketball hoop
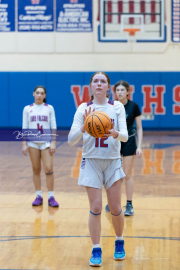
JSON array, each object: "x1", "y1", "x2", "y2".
[
  {"x1": 123, "y1": 28, "x2": 140, "y2": 51},
  {"x1": 124, "y1": 28, "x2": 140, "y2": 36},
  {"x1": 124, "y1": 28, "x2": 140, "y2": 48}
]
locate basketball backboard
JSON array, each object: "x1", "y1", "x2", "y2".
[{"x1": 99, "y1": 0, "x2": 166, "y2": 42}]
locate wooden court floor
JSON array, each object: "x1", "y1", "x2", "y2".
[{"x1": 0, "y1": 131, "x2": 180, "y2": 270}]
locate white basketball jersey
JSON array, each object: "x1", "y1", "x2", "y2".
[
  {"x1": 22, "y1": 103, "x2": 57, "y2": 143},
  {"x1": 68, "y1": 99, "x2": 128, "y2": 159}
]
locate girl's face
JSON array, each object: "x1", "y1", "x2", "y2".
[
  {"x1": 115, "y1": 85, "x2": 128, "y2": 101},
  {"x1": 90, "y1": 74, "x2": 109, "y2": 98},
  {"x1": 33, "y1": 88, "x2": 46, "y2": 104}
]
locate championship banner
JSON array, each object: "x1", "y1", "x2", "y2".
[
  {"x1": 172, "y1": 0, "x2": 180, "y2": 42},
  {"x1": 0, "y1": 0, "x2": 15, "y2": 32},
  {"x1": 56, "y1": 0, "x2": 93, "y2": 32},
  {"x1": 18, "y1": 0, "x2": 54, "y2": 32}
]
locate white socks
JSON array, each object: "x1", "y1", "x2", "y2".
[
  {"x1": 93, "y1": 244, "x2": 101, "y2": 249},
  {"x1": 116, "y1": 235, "x2": 123, "y2": 241},
  {"x1": 36, "y1": 190, "x2": 42, "y2": 197},
  {"x1": 48, "y1": 191, "x2": 54, "y2": 198},
  {"x1": 36, "y1": 191, "x2": 54, "y2": 198}
]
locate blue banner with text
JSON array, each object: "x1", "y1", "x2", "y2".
[
  {"x1": 56, "y1": 0, "x2": 92, "y2": 32},
  {"x1": 0, "y1": 0, "x2": 15, "y2": 32},
  {"x1": 18, "y1": 0, "x2": 54, "y2": 32}
]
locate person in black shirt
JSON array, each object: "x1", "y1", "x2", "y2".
[{"x1": 105, "y1": 80, "x2": 143, "y2": 216}]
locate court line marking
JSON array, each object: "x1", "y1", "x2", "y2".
[
  {"x1": 56, "y1": 141, "x2": 65, "y2": 148},
  {"x1": 56, "y1": 209, "x2": 180, "y2": 211},
  {"x1": 0, "y1": 236, "x2": 180, "y2": 242}
]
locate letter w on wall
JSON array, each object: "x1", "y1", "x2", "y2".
[{"x1": 71, "y1": 86, "x2": 91, "y2": 108}]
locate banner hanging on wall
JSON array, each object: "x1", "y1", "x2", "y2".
[
  {"x1": 18, "y1": 0, "x2": 54, "y2": 32},
  {"x1": 56, "y1": 0, "x2": 92, "y2": 32},
  {"x1": 0, "y1": 0, "x2": 15, "y2": 32},
  {"x1": 172, "y1": 0, "x2": 180, "y2": 42}
]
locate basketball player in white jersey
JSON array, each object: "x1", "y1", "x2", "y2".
[
  {"x1": 22, "y1": 86, "x2": 59, "y2": 208},
  {"x1": 68, "y1": 72, "x2": 128, "y2": 266}
]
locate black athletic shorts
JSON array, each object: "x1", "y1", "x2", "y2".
[{"x1": 120, "y1": 135, "x2": 137, "y2": 157}]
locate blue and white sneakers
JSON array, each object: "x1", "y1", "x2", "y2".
[
  {"x1": 105, "y1": 204, "x2": 110, "y2": 212},
  {"x1": 124, "y1": 203, "x2": 134, "y2": 216},
  {"x1": 114, "y1": 240, "x2": 126, "y2": 260},
  {"x1": 89, "y1": 248, "x2": 102, "y2": 267},
  {"x1": 89, "y1": 241, "x2": 125, "y2": 266}
]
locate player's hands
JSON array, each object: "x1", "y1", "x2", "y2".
[
  {"x1": 81, "y1": 107, "x2": 95, "y2": 133},
  {"x1": 136, "y1": 147, "x2": 142, "y2": 157},
  {"x1": 103, "y1": 122, "x2": 119, "y2": 139},
  {"x1": 22, "y1": 144, "x2": 28, "y2": 156},
  {"x1": 49, "y1": 141, "x2": 56, "y2": 155}
]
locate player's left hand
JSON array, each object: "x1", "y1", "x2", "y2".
[
  {"x1": 103, "y1": 123, "x2": 119, "y2": 139},
  {"x1": 136, "y1": 147, "x2": 142, "y2": 157},
  {"x1": 49, "y1": 142, "x2": 56, "y2": 155}
]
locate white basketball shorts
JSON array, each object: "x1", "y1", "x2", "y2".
[
  {"x1": 78, "y1": 158, "x2": 125, "y2": 190},
  {"x1": 27, "y1": 141, "x2": 51, "y2": 150}
]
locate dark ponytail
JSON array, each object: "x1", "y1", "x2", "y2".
[{"x1": 34, "y1": 85, "x2": 47, "y2": 103}]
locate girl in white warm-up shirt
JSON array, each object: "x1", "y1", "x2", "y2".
[{"x1": 22, "y1": 85, "x2": 59, "y2": 208}]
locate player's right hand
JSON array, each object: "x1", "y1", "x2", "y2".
[
  {"x1": 81, "y1": 107, "x2": 95, "y2": 133},
  {"x1": 22, "y1": 145, "x2": 28, "y2": 156},
  {"x1": 83, "y1": 107, "x2": 95, "y2": 121}
]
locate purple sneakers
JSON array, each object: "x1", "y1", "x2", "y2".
[
  {"x1": 32, "y1": 195, "x2": 43, "y2": 206},
  {"x1": 32, "y1": 196, "x2": 59, "y2": 207},
  {"x1": 48, "y1": 197, "x2": 59, "y2": 207}
]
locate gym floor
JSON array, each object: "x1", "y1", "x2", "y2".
[{"x1": 0, "y1": 131, "x2": 180, "y2": 269}]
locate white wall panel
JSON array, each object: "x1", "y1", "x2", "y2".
[
  {"x1": 0, "y1": 33, "x2": 16, "y2": 52},
  {"x1": 55, "y1": 33, "x2": 93, "y2": 53},
  {"x1": 0, "y1": 47, "x2": 179, "y2": 71},
  {"x1": 17, "y1": 33, "x2": 54, "y2": 53}
]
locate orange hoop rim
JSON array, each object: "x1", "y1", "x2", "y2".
[{"x1": 124, "y1": 28, "x2": 140, "y2": 36}]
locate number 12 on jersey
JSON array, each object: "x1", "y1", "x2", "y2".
[{"x1": 95, "y1": 138, "x2": 108, "y2": 148}]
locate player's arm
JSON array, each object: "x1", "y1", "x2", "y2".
[
  {"x1": 117, "y1": 103, "x2": 128, "y2": 142},
  {"x1": 135, "y1": 115, "x2": 143, "y2": 157},
  {"x1": 49, "y1": 106, "x2": 57, "y2": 155},
  {"x1": 22, "y1": 107, "x2": 29, "y2": 156},
  {"x1": 68, "y1": 105, "x2": 94, "y2": 146},
  {"x1": 108, "y1": 103, "x2": 128, "y2": 142},
  {"x1": 68, "y1": 106, "x2": 84, "y2": 146},
  {"x1": 103, "y1": 104, "x2": 128, "y2": 141}
]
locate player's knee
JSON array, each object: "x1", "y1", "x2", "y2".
[
  {"x1": 44, "y1": 167, "x2": 53, "y2": 175},
  {"x1": 32, "y1": 167, "x2": 41, "y2": 175},
  {"x1": 110, "y1": 204, "x2": 121, "y2": 216},
  {"x1": 125, "y1": 173, "x2": 131, "y2": 181},
  {"x1": 111, "y1": 208, "x2": 122, "y2": 216},
  {"x1": 91, "y1": 201, "x2": 102, "y2": 214}
]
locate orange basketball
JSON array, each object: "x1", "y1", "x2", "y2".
[{"x1": 85, "y1": 111, "x2": 112, "y2": 138}]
